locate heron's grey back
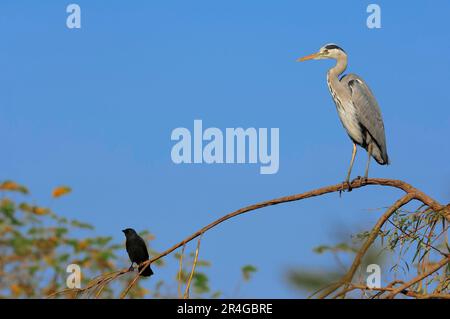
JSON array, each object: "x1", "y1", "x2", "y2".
[{"x1": 341, "y1": 73, "x2": 389, "y2": 164}]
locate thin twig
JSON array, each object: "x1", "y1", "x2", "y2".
[
  {"x1": 177, "y1": 244, "x2": 186, "y2": 299},
  {"x1": 386, "y1": 219, "x2": 447, "y2": 257},
  {"x1": 184, "y1": 235, "x2": 202, "y2": 299},
  {"x1": 335, "y1": 283, "x2": 450, "y2": 299},
  {"x1": 119, "y1": 261, "x2": 150, "y2": 299},
  {"x1": 384, "y1": 256, "x2": 450, "y2": 299}
]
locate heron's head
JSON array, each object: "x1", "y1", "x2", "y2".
[{"x1": 297, "y1": 43, "x2": 347, "y2": 62}]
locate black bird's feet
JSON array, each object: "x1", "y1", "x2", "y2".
[{"x1": 128, "y1": 264, "x2": 135, "y2": 272}]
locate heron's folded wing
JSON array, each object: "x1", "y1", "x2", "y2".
[{"x1": 341, "y1": 74, "x2": 388, "y2": 163}]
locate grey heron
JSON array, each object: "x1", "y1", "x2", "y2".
[{"x1": 297, "y1": 44, "x2": 389, "y2": 189}]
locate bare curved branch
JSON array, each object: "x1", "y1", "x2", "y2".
[{"x1": 49, "y1": 178, "x2": 450, "y2": 299}]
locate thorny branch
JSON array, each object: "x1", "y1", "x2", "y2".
[{"x1": 49, "y1": 178, "x2": 450, "y2": 299}]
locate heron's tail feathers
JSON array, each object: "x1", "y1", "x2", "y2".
[
  {"x1": 383, "y1": 152, "x2": 390, "y2": 165},
  {"x1": 372, "y1": 147, "x2": 389, "y2": 165}
]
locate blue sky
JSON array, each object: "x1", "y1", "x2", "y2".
[{"x1": 1, "y1": 1, "x2": 449, "y2": 298}]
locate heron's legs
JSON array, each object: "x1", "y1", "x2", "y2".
[
  {"x1": 345, "y1": 143, "x2": 357, "y2": 184},
  {"x1": 364, "y1": 144, "x2": 372, "y2": 181},
  {"x1": 340, "y1": 143, "x2": 357, "y2": 194}
]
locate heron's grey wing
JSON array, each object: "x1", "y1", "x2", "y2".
[{"x1": 341, "y1": 74, "x2": 389, "y2": 164}]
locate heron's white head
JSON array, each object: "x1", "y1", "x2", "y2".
[{"x1": 297, "y1": 43, "x2": 347, "y2": 62}]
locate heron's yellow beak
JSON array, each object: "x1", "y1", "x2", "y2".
[{"x1": 296, "y1": 52, "x2": 320, "y2": 62}]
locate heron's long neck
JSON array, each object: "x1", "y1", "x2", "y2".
[
  {"x1": 326, "y1": 55, "x2": 348, "y2": 96},
  {"x1": 326, "y1": 55, "x2": 349, "y2": 107},
  {"x1": 327, "y1": 55, "x2": 347, "y2": 80}
]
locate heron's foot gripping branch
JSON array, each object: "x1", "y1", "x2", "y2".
[
  {"x1": 339, "y1": 181, "x2": 352, "y2": 195},
  {"x1": 351, "y1": 175, "x2": 367, "y2": 185}
]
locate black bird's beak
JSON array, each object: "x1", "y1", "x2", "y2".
[{"x1": 122, "y1": 229, "x2": 126, "y2": 233}]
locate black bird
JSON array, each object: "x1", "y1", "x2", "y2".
[{"x1": 122, "y1": 228, "x2": 153, "y2": 277}]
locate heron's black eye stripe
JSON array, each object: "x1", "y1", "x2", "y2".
[{"x1": 324, "y1": 44, "x2": 346, "y2": 53}]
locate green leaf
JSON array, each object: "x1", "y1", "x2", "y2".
[
  {"x1": 313, "y1": 245, "x2": 330, "y2": 254},
  {"x1": 193, "y1": 273, "x2": 210, "y2": 294},
  {"x1": 70, "y1": 220, "x2": 94, "y2": 230},
  {"x1": 241, "y1": 265, "x2": 257, "y2": 281}
]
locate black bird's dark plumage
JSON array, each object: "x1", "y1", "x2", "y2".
[{"x1": 122, "y1": 228, "x2": 153, "y2": 277}]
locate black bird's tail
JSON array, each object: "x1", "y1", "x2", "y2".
[{"x1": 139, "y1": 263, "x2": 153, "y2": 277}]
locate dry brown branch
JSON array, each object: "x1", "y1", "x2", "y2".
[
  {"x1": 335, "y1": 280, "x2": 404, "y2": 298},
  {"x1": 50, "y1": 178, "x2": 450, "y2": 299},
  {"x1": 335, "y1": 283, "x2": 450, "y2": 299},
  {"x1": 385, "y1": 256, "x2": 450, "y2": 299},
  {"x1": 318, "y1": 194, "x2": 414, "y2": 299},
  {"x1": 47, "y1": 269, "x2": 130, "y2": 299}
]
